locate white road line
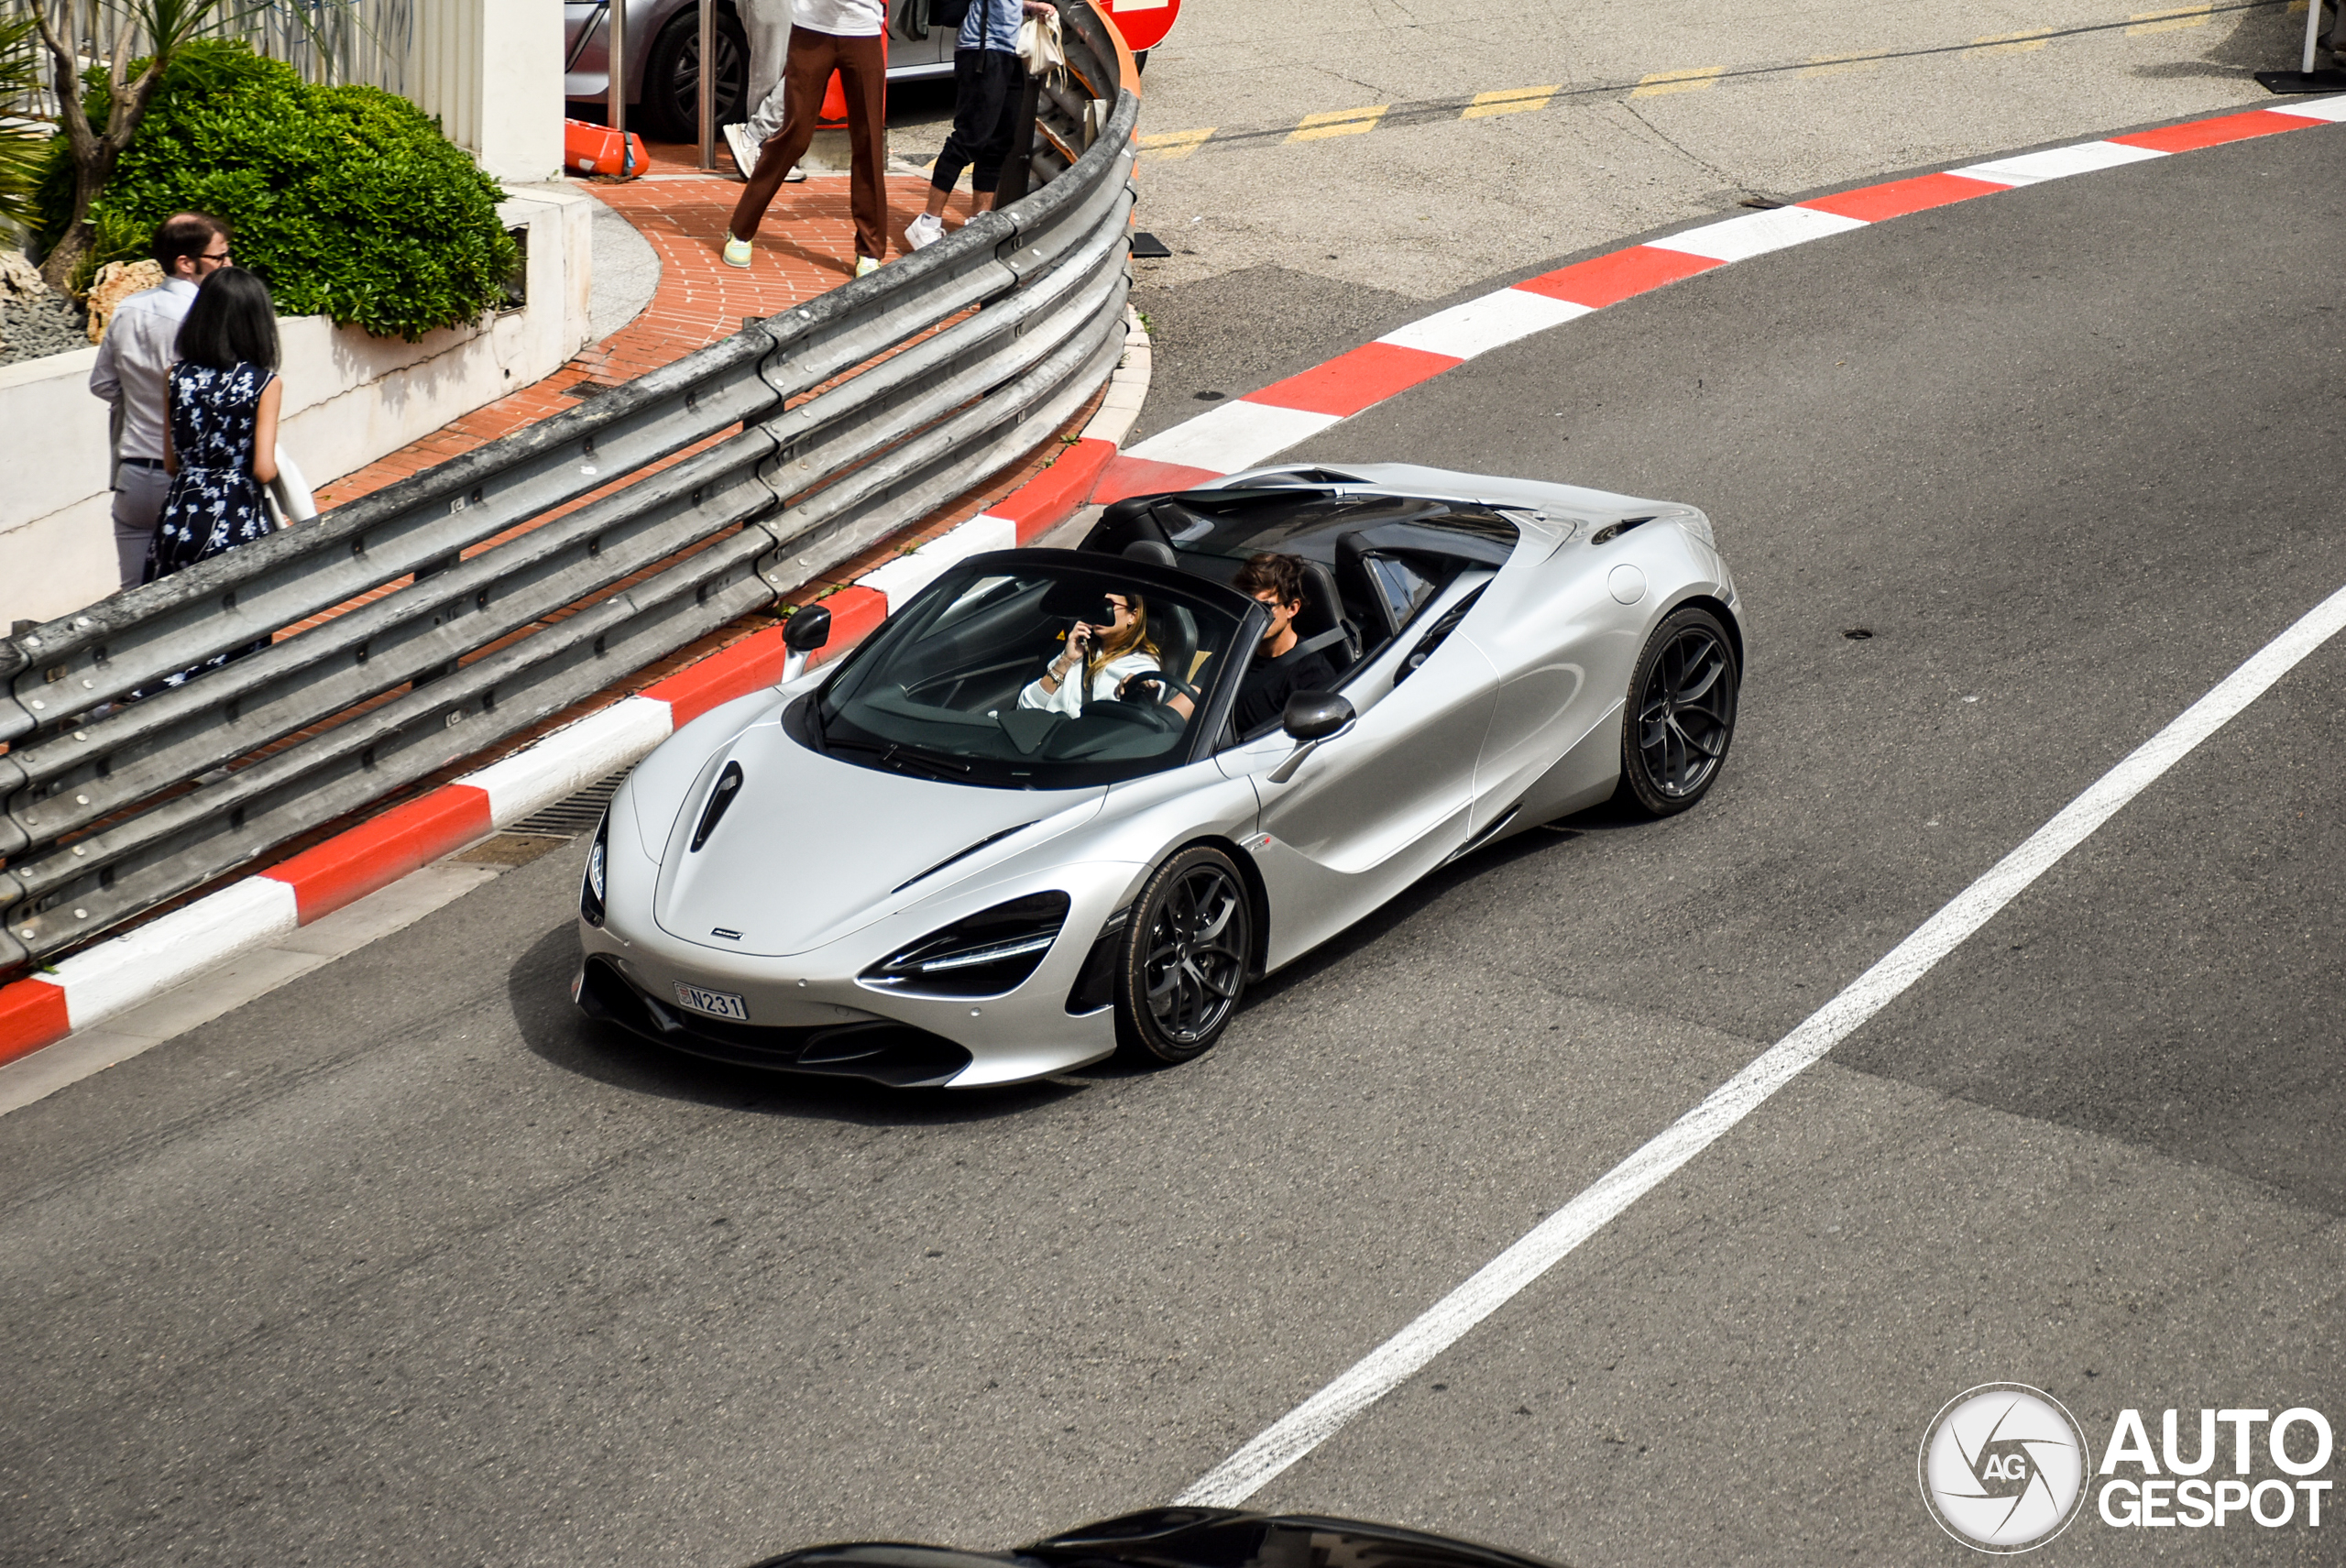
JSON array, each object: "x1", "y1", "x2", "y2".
[
  {"x1": 1376, "y1": 289, "x2": 1594, "y2": 359},
  {"x1": 1647, "y1": 203, "x2": 1870, "y2": 263},
  {"x1": 1955, "y1": 139, "x2": 2166, "y2": 185},
  {"x1": 1176, "y1": 578, "x2": 2346, "y2": 1508},
  {"x1": 1124, "y1": 400, "x2": 1342, "y2": 474}
]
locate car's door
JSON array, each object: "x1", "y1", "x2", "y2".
[{"x1": 1221, "y1": 587, "x2": 1498, "y2": 970}]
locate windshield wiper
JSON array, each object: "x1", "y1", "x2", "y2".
[{"x1": 822, "y1": 737, "x2": 974, "y2": 781}]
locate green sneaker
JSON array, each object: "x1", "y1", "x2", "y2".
[
  {"x1": 723, "y1": 236, "x2": 753, "y2": 268},
  {"x1": 855, "y1": 255, "x2": 881, "y2": 278}
]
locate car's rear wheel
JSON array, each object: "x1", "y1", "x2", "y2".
[
  {"x1": 642, "y1": 7, "x2": 750, "y2": 142},
  {"x1": 1115, "y1": 845, "x2": 1253, "y2": 1065},
  {"x1": 1616, "y1": 606, "x2": 1738, "y2": 817}
]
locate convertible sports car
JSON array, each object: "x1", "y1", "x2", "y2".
[
  {"x1": 749, "y1": 1508, "x2": 1565, "y2": 1568},
  {"x1": 574, "y1": 463, "x2": 1744, "y2": 1087}
]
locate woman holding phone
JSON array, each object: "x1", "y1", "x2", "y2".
[{"x1": 1020, "y1": 589, "x2": 1161, "y2": 715}]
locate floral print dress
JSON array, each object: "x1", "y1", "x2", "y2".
[{"x1": 145, "y1": 361, "x2": 277, "y2": 581}]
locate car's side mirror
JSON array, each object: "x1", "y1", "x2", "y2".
[
  {"x1": 784, "y1": 604, "x2": 833, "y2": 652},
  {"x1": 782, "y1": 604, "x2": 833, "y2": 682},
  {"x1": 1268, "y1": 692, "x2": 1354, "y2": 784},
  {"x1": 1282, "y1": 691, "x2": 1354, "y2": 741}
]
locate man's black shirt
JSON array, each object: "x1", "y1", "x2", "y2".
[{"x1": 1233, "y1": 641, "x2": 1341, "y2": 737}]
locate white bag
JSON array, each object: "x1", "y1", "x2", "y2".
[
  {"x1": 1017, "y1": 7, "x2": 1065, "y2": 79},
  {"x1": 269, "y1": 444, "x2": 318, "y2": 526}
]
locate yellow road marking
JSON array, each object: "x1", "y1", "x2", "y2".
[
  {"x1": 1290, "y1": 104, "x2": 1390, "y2": 141},
  {"x1": 1463, "y1": 84, "x2": 1560, "y2": 118},
  {"x1": 1137, "y1": 127, "x2": 1215, "y2": 159},
  {"x1": 1801, "y1": 51, "x2": 1883, "y2": 77},
  {"x1": 1968, "y1": 27, "x2": 2060, "y2": 54},
  {"x1": 2127, "y1": 1, "x2": 2211, "y2": 27},
  {"x1": 1632, "y1": 66, "x2": 1727, "y2": 96}
]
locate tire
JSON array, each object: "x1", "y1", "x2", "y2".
[
  {"x1": 1114, "y1": 845, "x2": 1254, "y2": 1066},
  {"x1": 1615, "y1": 605, "x2": 1739, "y2": 817},
  {"x1": 641, "y1": 8, "x2": 750, "y2": 142}
]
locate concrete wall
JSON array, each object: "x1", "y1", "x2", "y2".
[
  {"x1": 0, "y1": 184, "x2": 594, "y2": 630},
  {"x1": 408, "y1": 0, "x2": 566, "y2": 185}
]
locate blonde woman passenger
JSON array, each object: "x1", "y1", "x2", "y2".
[{"x1": 1020, "y1": 589, "x2": 1161, "y2": 715}]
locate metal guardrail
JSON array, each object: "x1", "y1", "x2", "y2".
[{"x1": 0, "y1": 0, "x2": 1137, "y2": 969}]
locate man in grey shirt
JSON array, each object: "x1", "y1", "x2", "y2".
[{"x1": 88, "y1": 213, "x2": 232, "y2": 588}]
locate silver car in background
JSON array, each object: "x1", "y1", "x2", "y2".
[
  {"x1": 564, "y1": 0, "x2": 967, "y2": 142},
  {"x1": 575, "y1": 465, "x2": 1746, "y2": 1088}
]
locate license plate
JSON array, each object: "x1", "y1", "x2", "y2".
[{"x1": 673, "y1": 981, "x2": 749, "y2": 1021}]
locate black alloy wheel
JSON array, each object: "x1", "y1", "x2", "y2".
[
  {"x1": 1115, "y1": 845, "x2": 1254, "y2": 1065},
  {"x1": 643, "y1": 8, "x2": 750, "y2": 141},
  {"x1": 1617, "y1": 606, "x2": 1738, "y2": 817}
]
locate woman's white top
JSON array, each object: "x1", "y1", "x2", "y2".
[{"x1": 1018, "y1": 650, "x2": 1160, "y2": 715}]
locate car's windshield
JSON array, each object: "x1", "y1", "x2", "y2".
[{"x1": 812, "y1": 562, "x2": 1249, "y2": 788}]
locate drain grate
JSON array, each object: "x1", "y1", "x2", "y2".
[{"x1": 504, "y1": 769, "x2": 631, "y2": 838}]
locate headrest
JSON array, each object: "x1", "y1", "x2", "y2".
[{"x1": 1123, "y1": 540, "x2": 1178, "y2": 568}]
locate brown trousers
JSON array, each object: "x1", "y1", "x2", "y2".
[{"x1": 729, "y1": 27, "x2": 890, "y2": 261}]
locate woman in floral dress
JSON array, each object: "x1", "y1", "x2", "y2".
[{"x1": 147, "y1": 266, "x2": 283, "y2": 582}]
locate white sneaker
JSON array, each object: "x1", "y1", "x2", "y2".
[
  {"x1": 722, "y1": 123, "x2": 761, "y2": 179},
  {"x1": 904, "y1": 212, "x2": 945, "y2": 251},
  {"x1": 855, "y1": 255, "x2": 882, "y2": 278}
]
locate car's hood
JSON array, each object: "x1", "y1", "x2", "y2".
[{"x1": 651, "y1": 719, "x2": 1103, "y2": 957}]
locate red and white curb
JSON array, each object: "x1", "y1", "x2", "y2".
[
  {"x1": 1095, "y1": 96, "x2": 2346, "y2": 499},
  {"x1": 5, "y1": 96, "x2": 2340, "y2": 1076},
  {"x1": 0, "y1": 307, "x2": 1154, "y2": 1075}
]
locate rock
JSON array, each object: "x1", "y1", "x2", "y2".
[
  {"x1": 87, "y1": 258, "x2": 165, "y2": 344},
  {"x1": 0, "y1": 249, "x2": 45, "y2": 302}
]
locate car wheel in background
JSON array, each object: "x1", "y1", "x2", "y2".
[
  {"x1": 1616, "y1": 605, "x2": 1739, "y2": 817},
  {"x1": 642, "y1": 6, "x2": 750, "y2": 142},
  {"x1": 1115, "y1": 845, "x2": 1253, "y2": 1065}
]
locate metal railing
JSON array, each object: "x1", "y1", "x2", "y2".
[{"x1": 0, "y1": 0, "x2": 1136, "y2": 969}]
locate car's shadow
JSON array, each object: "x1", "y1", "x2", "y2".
[
  {"x1": 507, "y1": 925, "x2": 1078, "y2": 1125},
  {"x1": 510, "y1": 798, "x2": 1646, "y2": 1119}
]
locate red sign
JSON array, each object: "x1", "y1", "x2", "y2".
[{"x1": 1101, "y1": 0, "x2": 1179, "y2": 55}]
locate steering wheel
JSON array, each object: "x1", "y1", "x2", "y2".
[{"x1": 1115, "y1": 668, "x2": 1200, "y2": 706}]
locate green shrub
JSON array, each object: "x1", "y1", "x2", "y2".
[{"x1": 37, "y1": 39, "x2": 519, "y2": 341}]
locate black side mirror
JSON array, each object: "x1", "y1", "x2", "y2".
[
  {"x1": 784, "y1": 604, "x2": 833, "y2": 652},
  {"x1": 1282, "y1": 691, "x2": 1354, "y2": 742}
]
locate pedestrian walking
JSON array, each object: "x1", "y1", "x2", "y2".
[
  {"x1": 724, "y1": 0, "x2": 889, "y2": 279},
  {"x1": 87, "y1": 211, "x2": 231, "y2": 590},
  {"x1": 724, "y1": 0, "x2": 810, "y2": 188},
  {"x1": 903, "y1": 0, "x2": 1056, "y2": 250},
  {"x1": 148, "y1": 268, "x2": 282, "y2": 574}
]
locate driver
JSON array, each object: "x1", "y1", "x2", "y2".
[{"x1": 1020, "y1": 589, "x2": 1162, "y2": 715}]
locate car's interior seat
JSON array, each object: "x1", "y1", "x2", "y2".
[
  {"x1": 1122, "y1": 542, "x2": 1204, "y2": 699},
  {"x1": 1292, "y1": 559, "x2": 1360, "y2": 669}
]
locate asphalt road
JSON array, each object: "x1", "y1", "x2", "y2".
[
  {"x1": 2, "y1": 117, "x2": 2341, "y2": 1568},
  {"x1": 1124, "y1": 0, "x2": 2334, "y2": 426}
]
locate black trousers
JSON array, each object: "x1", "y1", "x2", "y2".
[{"x1": 932, "y1": 48, "x2": 1025, "y2": 195}]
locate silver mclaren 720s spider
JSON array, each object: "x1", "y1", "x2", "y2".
[{"x1": 574, "y1": 462, "x2": 1745, "y2": 1087}]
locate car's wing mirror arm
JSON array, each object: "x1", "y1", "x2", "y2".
[
  {"x1": 1267, "y1": 691, "x2": 1354, "y2": 784},
  {"x1": 781, "y1": 604, "x2": 834, "y2": 683}
]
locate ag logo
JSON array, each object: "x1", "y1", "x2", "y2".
[{"x1": 1919, "y1": 1384, "x2": 2091, "y2": 1553}]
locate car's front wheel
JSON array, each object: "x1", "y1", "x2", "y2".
[
  {"x1": 1616, "y1": 605, "x2": 1739, "y2": 816},
  {"x1": 1115, "y1": 845, "x2": 1253, "y2": 1065}
]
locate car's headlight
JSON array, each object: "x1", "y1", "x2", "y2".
[
  {"x1": 581, "y1": 813, "x2": 608, "y2": 927},
  {"x1": 859, "y1": 892, "x2": 1071, "y2": 998}
]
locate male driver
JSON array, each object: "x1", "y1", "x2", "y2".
[
  {"x1": 89, "y1": 212, "x2": 231, "y2": 589},
  {"x1": 724, "y1": 0, "x2": 889, "y2": 278},
  {"x1": 1230, "y1": 552, "x2": 1341, "y2": 735}
]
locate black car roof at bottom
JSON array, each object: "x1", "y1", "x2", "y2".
[{"x1": 751, "y1": 1508, "x2": 1567, "y2": 1568}]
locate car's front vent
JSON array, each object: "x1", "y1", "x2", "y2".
[{"x1": 689, "y1": 762, "x2": 744, "y2": 852}]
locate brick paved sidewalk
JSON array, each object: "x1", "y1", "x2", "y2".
[{"x1": 319, "y1": 139, "x2": 978, "y2": 509}]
